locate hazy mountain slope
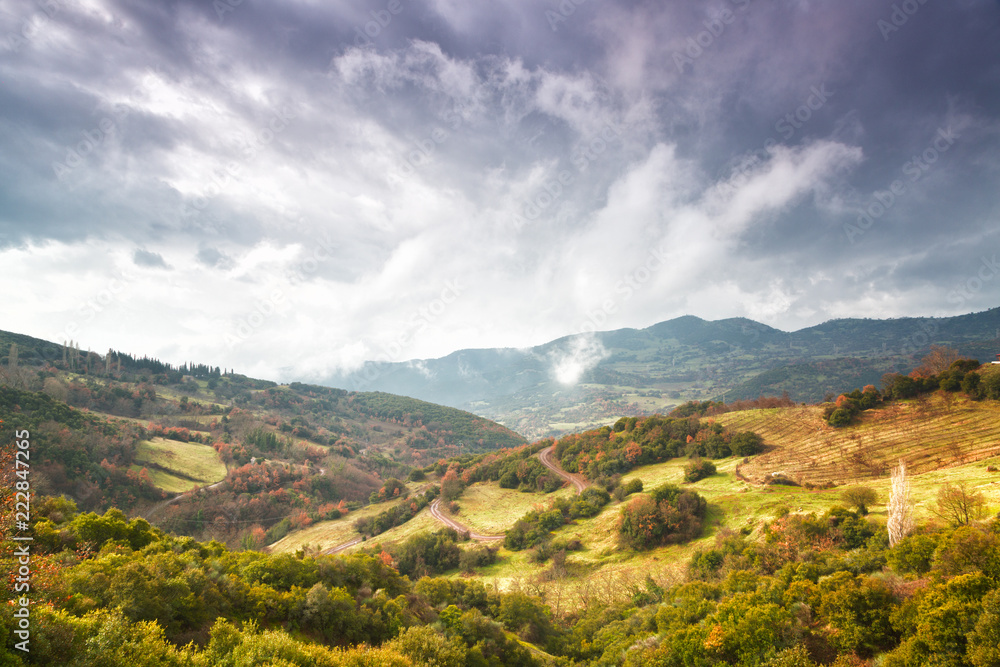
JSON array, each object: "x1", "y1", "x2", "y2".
[{"x1": 323, "y1": 308, "x2": 1000, "y2": 438}]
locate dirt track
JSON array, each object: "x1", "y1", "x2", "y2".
[
  {"x1": 429, "y1": 498, "x2": 504, "y2": 541},
  {"x1": 539, "y1": 445, "x2": 588, "y2": 494}
]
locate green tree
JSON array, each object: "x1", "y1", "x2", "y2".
[
  {"x1": 887, "y1": 533, "x2": 938, "y2": 575},
  {"x1": 684, "y1": 458, "x2": 716, "y2": 483},
  {"x1": 386, "y1": 626, "x2": 467, "y2": 667},
  {"x1": 818, "y1": 572, "x2": 896, "y2": 655},
  {"x1": 967, "y1": 589, "x2": 1000, "y2": 667},
  {"x1": 731, "y1": 431, "x2": 765, "y2": 456},
  {"x1": 841, "y1": 486, "x2": 879, "y2": 515}
]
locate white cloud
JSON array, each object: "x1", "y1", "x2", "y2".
[
  {"x1": 4, "y1": 1, "x2": 999, "y2": 383},
  {"x1": 550, "y1": 335, "x2": 609, "y2": 385}
]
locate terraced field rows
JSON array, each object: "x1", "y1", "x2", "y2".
[{"x1": 717, "y1": 396, "x2": 1000, "y2": 485}]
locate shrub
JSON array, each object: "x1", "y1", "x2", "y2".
[
  {"x1": 617, "y1": 484, "x2": 708, "y2": 549},
  {"x1": 731, "y1": 431, "x2": 765, "y2": 456},
  {"x1": 827, "y1": 408, "x2": 854, "y2": 427},
  {"x1": 458, "y1": 544, "x2": 498, "y2": 573},
  {"x1": 684, "y1": 458, "x2": 717, "y2": 483}
]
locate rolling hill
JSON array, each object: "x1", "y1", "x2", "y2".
[
  {"x1": 302, "y1": 390, "x2": 1000, "y2": 608},
  {"x1": 0, "y1": 334, "x2": 525, "y2": 549},
  {"x1": 5, "y1": 328, "x2": 1000, "y2": 667}
]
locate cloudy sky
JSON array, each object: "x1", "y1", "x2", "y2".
[{"x1": 2, "y1": 0, "x2": 999, "y2": 381}]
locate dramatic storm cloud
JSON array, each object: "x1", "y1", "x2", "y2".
[{"x1": 2, "y1": 0, "x2": 999, "y2": 380}]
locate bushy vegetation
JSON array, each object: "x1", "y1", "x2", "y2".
[
  {"x1": 377, "y1": 527, "x2": 464, "y2": 578},
  {"x1": 825, "y1": 352, "x2": 1000, "y2": 427},
  {"x1": 554, "y1": 415, "x2": 763, "y2": 482},
  {"x1": 0, "y1": 502, "x2": 545, "y2": 666},
  {"x1": 443, "y1": 440, "x2": 562, "y2": 491},
  {"x1": 352, "y1": 486, "x2": 439, "y2": 537},
  {"x1": 504, "y1": 487, "x2": 611, "y2": 550},
  {"x1": 684, "y1": 458, "x2": 717, "y2": 482},
  {"x1": 616, "y1": 483, "x2": 708, "y2": 549}
]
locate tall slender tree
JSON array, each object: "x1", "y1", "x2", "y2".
[{"x1": 887, "y1": 459, "x2": 914, "y2": 547}]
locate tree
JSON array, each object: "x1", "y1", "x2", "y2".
[
  {"x1": 841, "y1": 486, "x2": 879, "y2": 515},
  {"x1": 731, "y1": 431, "x2": 765, "y2": 456},
  {"x1": 887, "y1": 460, "x2": 914, "y2": 547},
  {"x1": 440, "y1": 468, "x2": 463, "y2": 502},
  {"x1": 915, "y1": 345, "x2": 961, "y2": 376},
  {"x1": 818, "y1": 572, "x2": 897, "y2": 654},
  {"x1": 968, "y1": 589, "x2": 1000, "y2": 667},
  {"x1": 385, "y1": 626, "x2": 467, "y2": 667},
  {"x1": 934, "y1": 482, "x2": 988, "y2": 527},
  {"x1": 684, "y1": 458, "x2": 717, "y2": 483}
]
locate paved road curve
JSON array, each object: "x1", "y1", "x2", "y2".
[{"x1": 538, "y1": 444, "x2": 588, "y2": 494}]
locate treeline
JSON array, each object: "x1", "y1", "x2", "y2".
[
  {"x1": 825, "y1": 354, "x2": 1000, "y2": 426},
  {"x1": 366, "y1": 527, "x2": 499, "y2": 579},
  {"x1": 504, "y1": 486, "x2": 611, "y2": 551},
  {"x1": 554, "y1": 415, "x2": 764, "y2": 483},
  {"x1": 454, "y1": 441, "x2": 563, "y2": 492}
]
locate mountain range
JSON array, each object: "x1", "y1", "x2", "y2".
[{"x1": 322, "y1": 308, "x2": 1000, "y2": 438}]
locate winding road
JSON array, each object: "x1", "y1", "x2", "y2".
[
  {"x1": 538, "y1": 444, "x2": 588, "y2": 494},
  {"x1": 430, "y1": 498, "x2": 505, "y2": 541},
  {"x1": 319, "y1": 447, "x2": 587, "y2": 555}
]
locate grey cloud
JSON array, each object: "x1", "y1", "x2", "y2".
[
  {"x1": 133, "y1": 248, "x2": 170, "y2": 268},
  {"x1": 1, "y1": 0, "x2": 999, "y2": 376}
]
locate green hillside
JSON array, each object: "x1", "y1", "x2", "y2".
[
  {"x1": 5, "y1": 336, "x2": 1000, "y2": 666},
  {"x1": 0, "y1": 333, "x2": 524, "y2": 550}
]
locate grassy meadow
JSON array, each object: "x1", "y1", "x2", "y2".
[{"x1": 131, "y1": 437, "x2": 227, "y2": 493}]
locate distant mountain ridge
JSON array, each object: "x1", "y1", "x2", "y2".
[{"x1": 322, "y1": 308, "x2": 1000, "y2": 438}]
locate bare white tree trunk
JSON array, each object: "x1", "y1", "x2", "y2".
[{"x1": 887, "y1": 459, "x2": 914, "y2": 547}]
